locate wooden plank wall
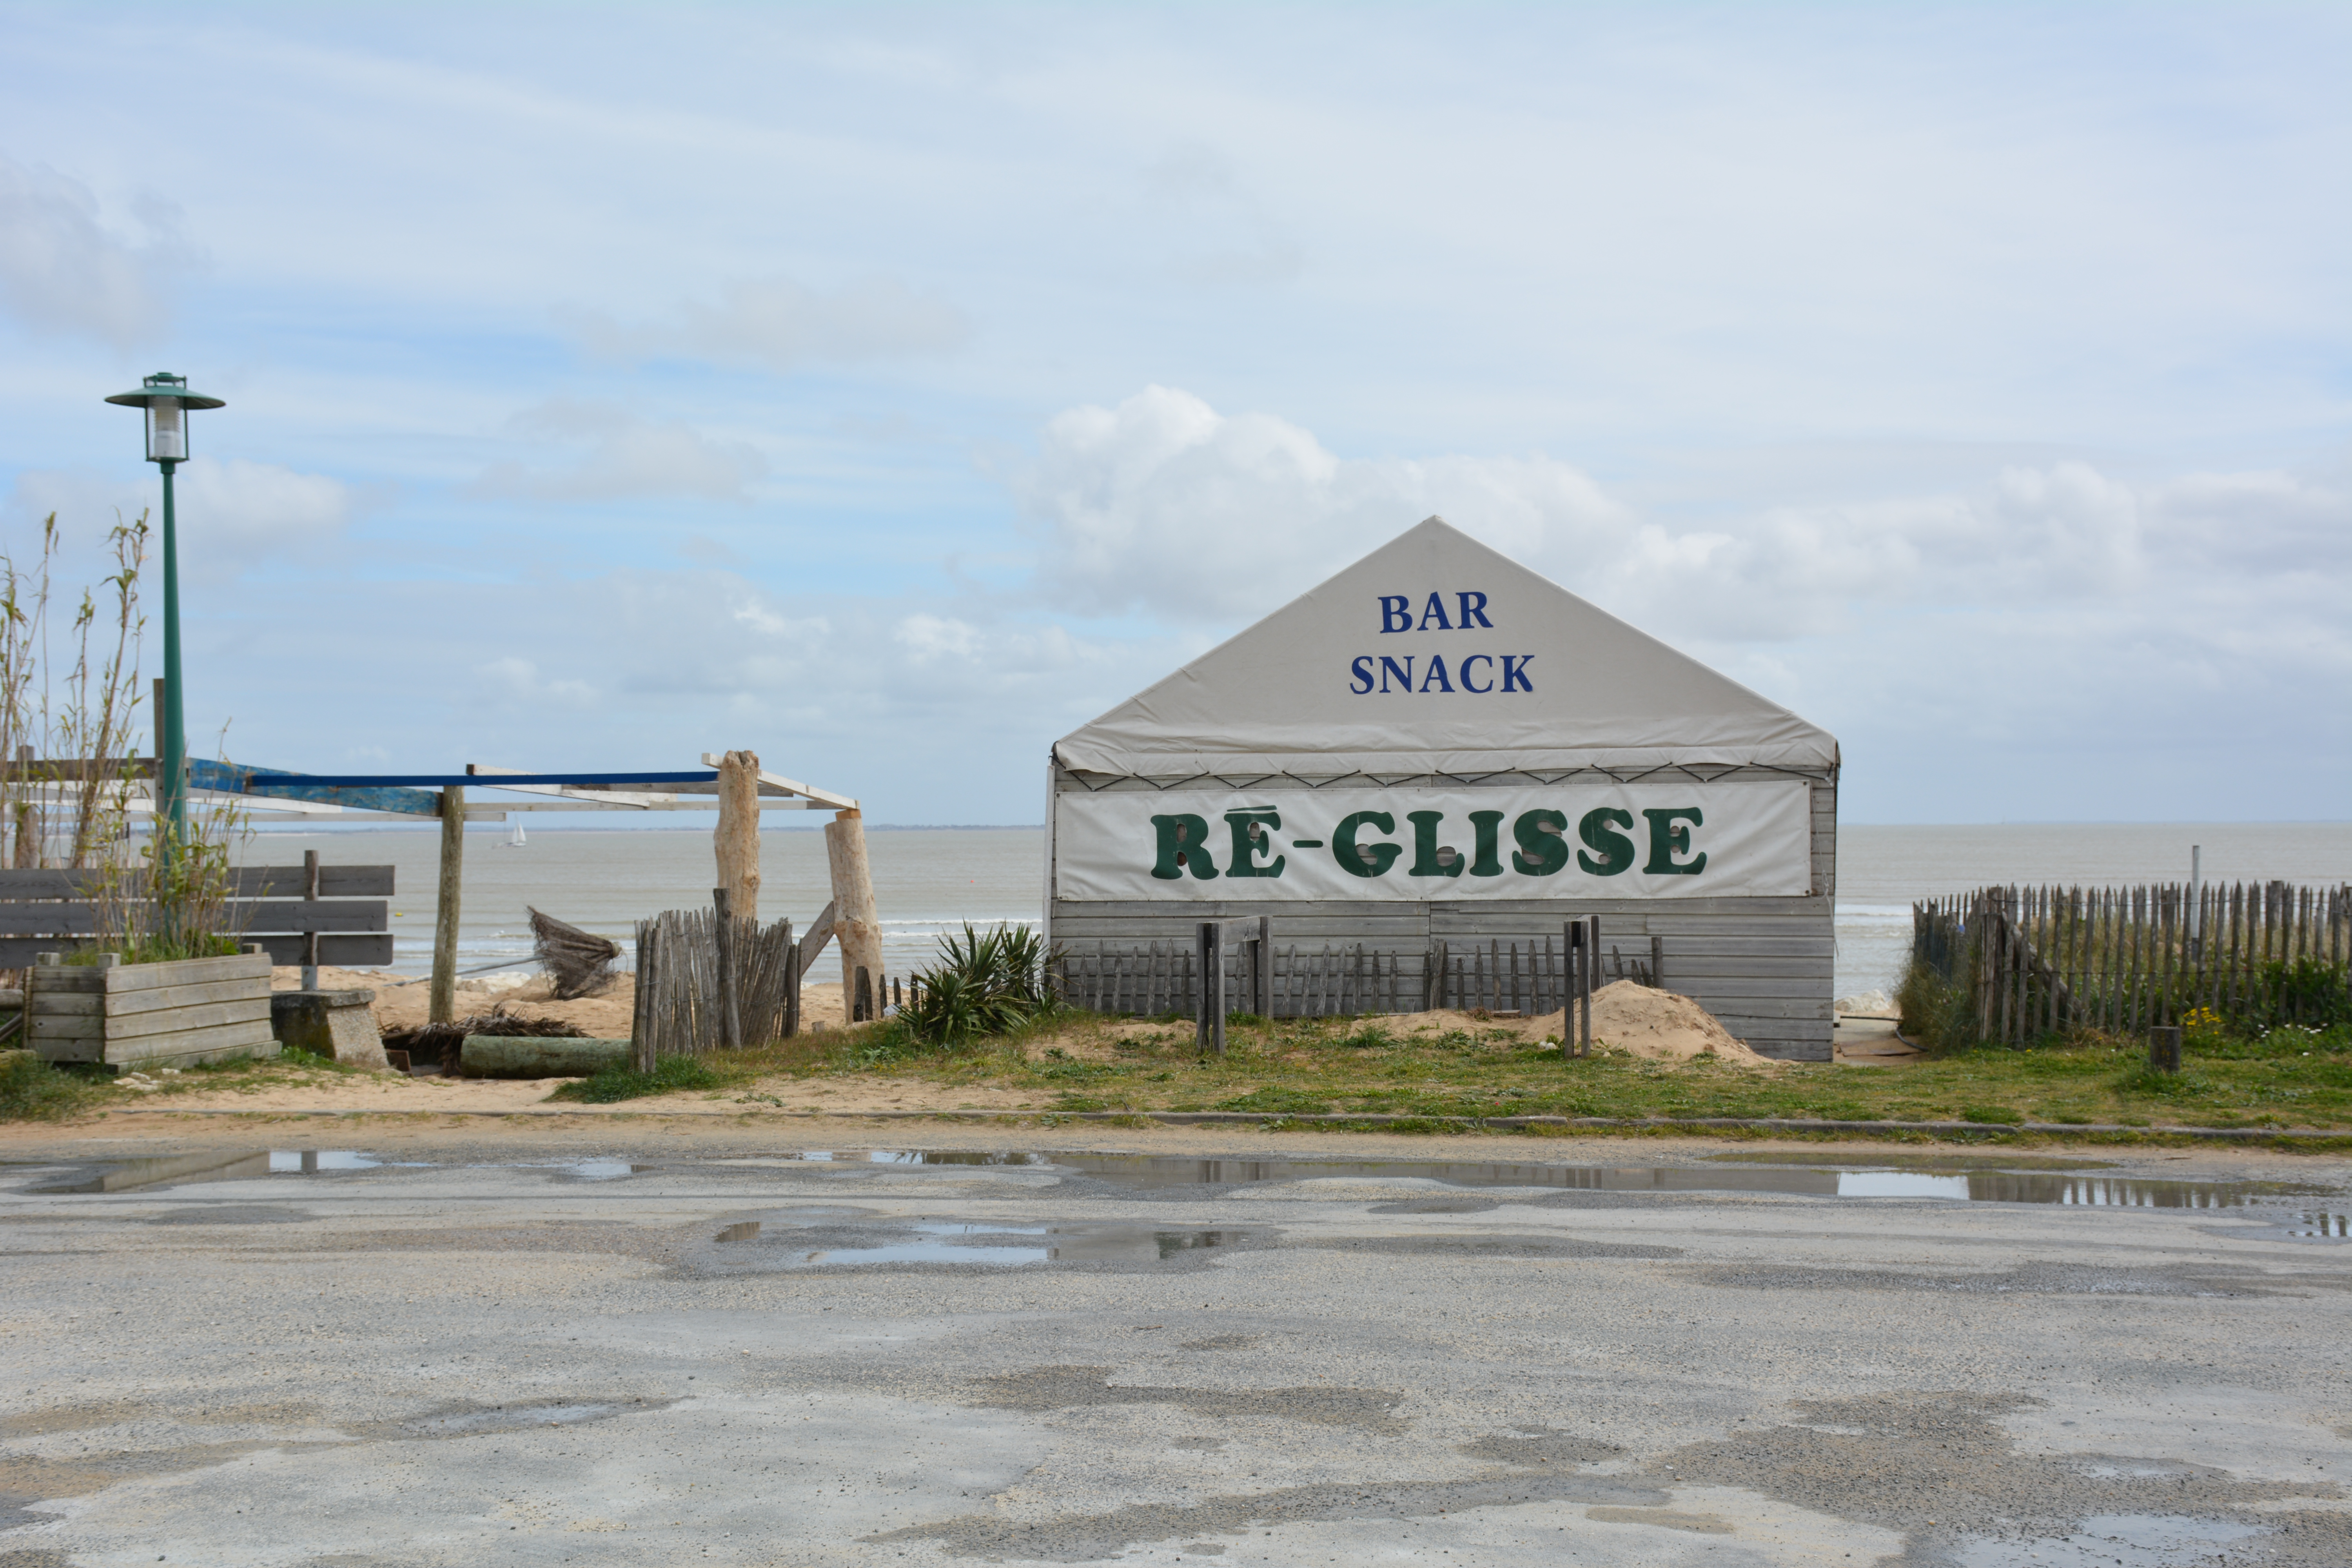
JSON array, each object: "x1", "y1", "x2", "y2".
[{"x1": 1048, "y1": 769, "x2": 1837, "y2": 1060}]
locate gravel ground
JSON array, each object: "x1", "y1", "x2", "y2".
[{"x1": 0, "y1": 1122, "x2": 2347, "y2": 1567}]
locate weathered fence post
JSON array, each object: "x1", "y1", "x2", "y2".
[
  {"x1": 429, "y1": 786, "x2": 464, "y2": 1025},
  {"x1": 1650, "y1": 934, "x2": 1664, "y2": 991},
  {"x1": 1197, "y1": 920, "x2": 1224, "y2": 1056},
  {"x1": 713, "y1": 887, "x2": 741, "y2": 1048},
  {"x1": 299, "y1": 849, "x2": 321, "y2": 991},
  {"x1": 631, "y1": 919, "x2": 657, "y2": 1071},
  {"x1": 2148, "y1": 1024, "x2": 2182, "y2": 1074},
  {"x1": 1256, "y1": 914, "x2": 1272, "y2": 1017}
]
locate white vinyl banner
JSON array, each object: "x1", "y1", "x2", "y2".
[{"x1": 1054, "y1": 782, "x2": 1814, "y2": 902}]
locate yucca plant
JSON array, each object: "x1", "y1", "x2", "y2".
[{"x1": 899, "y1": 922, "x2": 1058, "y2": 1045}]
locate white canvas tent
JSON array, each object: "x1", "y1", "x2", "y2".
[{"x1": 1045, "y1": 516, "x2": 1843, "y2": 1058}]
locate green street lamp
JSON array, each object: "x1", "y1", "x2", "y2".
[{"x1": 105, "y1": 372, "x2": 225, "y2": 846}]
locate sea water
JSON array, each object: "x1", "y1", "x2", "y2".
[{"x1": 241, "y1": 821, "x2": 2351, "y2": 997}]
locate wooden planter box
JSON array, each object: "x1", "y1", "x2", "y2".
[{"x1": 24, "y1": 948, "x2": 280, "y2": 1071}]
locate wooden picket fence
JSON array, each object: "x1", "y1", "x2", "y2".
[
  {"x1": 631, "y1": 907, "x2": 799, "y2": 1063},
  {"x1": 1913, "y1": 881, "x2": 2352, "y2": 1046},
  {"x1": 1056, "y1": 931, "x2": 1641, "y2": 1020}
]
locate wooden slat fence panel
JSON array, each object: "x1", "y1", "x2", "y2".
[{"x1": 1911, "y1": 881, "x2": 2352, "y2": 1047}]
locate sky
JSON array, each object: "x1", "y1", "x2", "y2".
[{"x1": 0, "y1": 3, "x2": 2345, "y2": 826}]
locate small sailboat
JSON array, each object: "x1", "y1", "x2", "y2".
[{"x1": 503, "y1": 820, "x2": 527, "y2": 849}]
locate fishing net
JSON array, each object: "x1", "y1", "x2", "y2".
[{"x1": 529, "y1": 906, "x2": 623, "y2": 999}]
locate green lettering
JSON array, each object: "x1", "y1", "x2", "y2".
[
  {"x1": 1406, "y1": 810, "x2": 1462, "y2": 878},
  {"x1": 1512, "y1": 809, "x2": 1568, "y2": 876},
  {"x1": 1467, "y1": 810, "x2": 1505, "y2": 876},
  {"x1": 1576, "y1": 808, "x2": 1635, "y2": 876},
  {"x1": 1150, "y1": 814, "x2": 1218, "y2": 880},
  {"x1": 1642, "y1": 807, "x2": 1707, "y2": 875},
  {"x1": 1332, "y1": 811, "x2": 1400, "y2": 878},
  {"x1": 1223, "y1": 809, "x2": 1286, "y2": 878}
]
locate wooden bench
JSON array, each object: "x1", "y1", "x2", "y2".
[{"x1": 0, "y1": 863, "x2": 394, "y2": 969}]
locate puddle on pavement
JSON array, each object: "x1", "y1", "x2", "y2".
[
  {"x1": 742, "y1": 1150, "x2": 1046, "y2": 1167},
  {"x1": 549, "y1": 1158, "x2": 649, "y2": 1181},
  {"x1": 2274, "y1": 1211, "x2": 2350, "y2": 1241},
  {"x1": 731, "y1": 1219, "x2": 1241, "y2": 1269},
  {"x1": 714, "y1": 1221, "x2": 762, "y2": 1242},
  {"x1": 31, "y1": 1147, "x2": 2329, "y2": 1216},
  {"x1": 1019, "y1": 1152, "x2": 2316, "y2": 1209}
]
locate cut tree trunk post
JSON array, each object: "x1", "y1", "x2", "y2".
[
  {"x1": 824, "y1": 809, "x2": 883, "y2": 1022},
  {"x1": 430, "y1": 787, "x2": 464, "y2": 1025},
  {"x1": 715, "y1": 748, "x2": 761, "y2": 927}
]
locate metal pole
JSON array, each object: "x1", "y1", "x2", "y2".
[{"x1": 157, "y1": 459, "x2": 187, "y2": 846}]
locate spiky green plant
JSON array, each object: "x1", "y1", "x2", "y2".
[{"x1": 898, "y1": 922, "x2": 1058, "y2": 1045}]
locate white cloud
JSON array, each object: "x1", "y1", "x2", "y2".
[
  {"x1": 0, "y1": 151, "x2": 191, "y2": 348},
  {"x1": 1014, "y1": 388, "x2": 2352, "y2": 670},
  {"x1": 177, "y1": 458, "x2": 354, "y2": 571},
  {"x1": 3, "y1": 459, "x2": 354, "y2": 584},
  {"x1": 1014, "y1": 385, "x2": 1632, "y2": 622},
  {"x1": 475, "y1": 655, "x2": 596, "y2": 708},
  {"x1": 571, "y1": 274, "x2": 970, "y2": 371},
  {"x1": 477, "y1": 401, "x2": 765, "y2": 501}
]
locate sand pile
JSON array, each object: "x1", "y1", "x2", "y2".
[{"x1": 1566, "y1": 980, "x2": 1778, "y2": 1068}]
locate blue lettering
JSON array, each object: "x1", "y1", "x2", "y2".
[
  {"x1": 1459, "y1": 654, "x2": 1494, "y2": 693},
  {"x1": 1379, "y1": 655, "x2": 1415, "y2": 693},
  {"x1": 1417, "y1": 592, "x2": 1452, "y2": 631},
  {"x1": 1379, "y1": 595, "x2": 1412, "y2": 633},
  {"x1": 1457, "y1": 591, "x2": 1493, "y2": 628},
  {"x1": 1349, "y1": 656, "x2": 1374, "y2": 694},
  {"x1": 1501, "y1": 655, "x2": 1534, "y2": 693},
  {"x1": 1418, "y1": 655, "x2": 1454, "y2": 693}
]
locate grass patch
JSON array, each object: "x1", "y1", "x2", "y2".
[
  {"x1": 0, "y1": 1049, "x2": 106, "y2": 1122},
  {"x1": 546, "y1": 1054, "x2": 725, "y2": 1104},
  {"x1": 694, "y1": 1009, "x2": 2352, "y2": 1137}
]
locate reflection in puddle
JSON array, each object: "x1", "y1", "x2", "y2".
[
  {"x1": 32, "y1": 1146, "x2": 2325, "y2": 1218},
  {"x1": 267, "y1": 1151, "x2": 382, "y2": 1174},
  {"x1": 558, "y1": 1159, "x2": 645, "y2": 1181},
  {"x1": 780, "y1": 1221, "x2": 1234, "y2": 1269},
  {"x1": 1044, "y1": 1153, "x2": 2297, "y2": 1209},
  {"x1": 715, "y1": 1221, "x2": 762, "y2": 1243},
  {"x1": 2279, "y1": 1212, "x2": 2349, "y2": 1240},
  {"x1": 765, "y1": 1151, "x2": 1044, "y2": 1167},
  {"x1": 40, "y1": 1151, "x2": 273, "y2": 1193}
]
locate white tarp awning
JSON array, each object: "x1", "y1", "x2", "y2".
[{"x1": 1053, "y1": 516, "x2": 1838, "y2": 777}]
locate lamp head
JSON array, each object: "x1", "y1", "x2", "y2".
[{"x1": 105, "y1": 372, "x2": 225, "y2": 465}]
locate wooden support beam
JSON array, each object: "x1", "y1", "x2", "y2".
[
  {"x1": 798, "y1": 900, "x2": 838, "y2": 978},
  {"x1": 715, "y1": 750, "x2": 761, "y2": 927},
  {"x1": 430, "y1": 787, "x2": 464, "y2": 1024}
]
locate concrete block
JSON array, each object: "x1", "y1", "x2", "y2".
[{"x1": 270, "y1": 989, "x2": 388, "y2": 1068}]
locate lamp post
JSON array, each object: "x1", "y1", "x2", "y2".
[{"x1": 105, "y1": 372, "x2": 225, "y2": 847}]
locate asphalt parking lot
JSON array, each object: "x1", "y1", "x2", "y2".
[{"x1": 2, "y1": 1124, "x2": 2347, "y2": 1567}]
